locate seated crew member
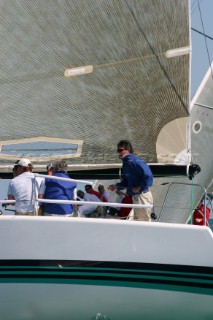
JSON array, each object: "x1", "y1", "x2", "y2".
[
  {"x1": 7, "y1": 158, "x2": 41, "y2": 215},
  {"x1": 77, "y1": 190, "x2": 100, "y2": 218},
  {"x1": 107, "y1": 189, "x2": 125, "y2": 216},
  {"x1": 85, "y1": 184, "x2": 108, "y2": 216},
  {"x1": 85, "y1": 185, "x2": 108, "y2": 202},
  {"x1": 193, "y1": 198, "x2": 210, "y2": 226},
  {"x1": 98, "y1": 184, "x2": 111, "y2": 201},
  {"x1": 117, "y1": 191, "x2": 133, "y2": 220},
  {"x1": 39, "y1": 160, "x2": 77, "y2": 216}
]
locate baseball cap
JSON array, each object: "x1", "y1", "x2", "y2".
[{"x1": 17, "y1": 158, "x2": 32, "y2": 167}]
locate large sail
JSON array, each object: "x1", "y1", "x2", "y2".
[{"x1": 0, "y1": 0, "x2": 190, "y2": 173}]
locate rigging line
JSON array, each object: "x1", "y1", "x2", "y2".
[
  {"x1": 194, "y1": 103, "x2": 213, "y2": 111},
  {"x1": 1, "y1": 53, "x2": 167, "y2": 86},
  {"x1": 94, "y1": 54, "x2": 163, "y2": 69},
  {"x1": 191, "y1": 0, "x2": 205, "y2": 15},
  {"x1": 123, "y1": 0, "x2": 189, "y2": 116},
  {"x1": 197, "y1": 0, "x2": 213, "y2": 79},
  {"x1": 191, "y1": 28, "x2": 213, "y2": 41}
]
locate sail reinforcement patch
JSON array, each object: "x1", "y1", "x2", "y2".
[{"x1": 0, "y1": 137, "x2": 83, "y2": 161}]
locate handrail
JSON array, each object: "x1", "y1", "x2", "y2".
[
  {"x1": 34, "y1": 173, "x2": 94, "y2": 186},
  {"x1": 37, "y1": 198, "x2": 152, "y2": 209},
  {"x1": 33, "y1": 173, "x2": 94, "y2": 215},
  {"x1": 157, "y1": 182, "x2": 207, "y2": 223},
  {"x1": 35, "y1": 173, "x2": 153, "y2": 215},
  {"x1": 0, "y1": 200, "x2": 16, "y2": 205},
  {"x1": 1, "y1": 175, "x2": 153, "y2": 216}
]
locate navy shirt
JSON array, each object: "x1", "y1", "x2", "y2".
[
  {"x1": 116, "y1": 153, "x2": 153, "y2": 196},
  {"x1": 43, "y1": 172, "x2": 77, "y2": 215}
]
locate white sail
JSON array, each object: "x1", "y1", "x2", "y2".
[{"x1": 0, "y1": 0, "x2": 190, "y2": 169}]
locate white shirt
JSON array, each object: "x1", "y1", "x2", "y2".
[
  {"x1": 7, "y1": 172, "x2": 42, "y2": 213},
  {"x1": 102, "y1": 191, "x2": 111, "y2": 201},
  {"x1": 78, "y1": 193, "x2": 100, "y2": 216}
]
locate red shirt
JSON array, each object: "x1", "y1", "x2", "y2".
[
  {"x1": 118, "y1": 195, "x2": 133, "y2": 219},
  {"x1": 87, "y1": 189, "x2": 108, "y2": 202},
  {"x1": 193, "y1": 205, "x2": 210, "y2": 226}
]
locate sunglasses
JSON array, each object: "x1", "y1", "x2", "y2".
[{"x1": 117, "y1": 148, "x2": 125, "y2": 153}]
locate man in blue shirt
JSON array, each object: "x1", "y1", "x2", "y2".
[
  {"x1": 39, "y1": 160, "x2": 77, "y2": 216},
  {"x1": 108, "y1": 140, "x2": 153, "y2": 221}
]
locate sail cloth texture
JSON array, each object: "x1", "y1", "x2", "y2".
[{"x1": 0, "y1": 0, "x2": 190, "y2": 167}]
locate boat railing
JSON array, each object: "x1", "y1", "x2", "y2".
[
  {"x1": 34, "y1": 173, "x2": 95, "y2": 186},
  {"x1": 34, "y1": 173, "x2": 152, "y2": 217},
  {"x1": 0, "y1": 200, "x2": 16, "y2": 206},
  {"x1": 157, "y1": 182, "x2": 207, "y2": 223}
]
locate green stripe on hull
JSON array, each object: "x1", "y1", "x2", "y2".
[{"x1": 0, "y1": 260, "x2": 213, "y2": 295}]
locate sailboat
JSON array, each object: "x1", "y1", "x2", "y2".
[{"x1": 0, "y1": 0, "x2": 213, "y2": 319}]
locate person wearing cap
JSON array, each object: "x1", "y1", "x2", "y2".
[
  {"x1": 38, "y1": 160, "x2": 77, "y2": 216},
  {"x1": 12, "y1": 160, "x2": 20, "y2": 178},
  {"x1": 7, "y1": 158, "x2": 42, "y2": 215}
]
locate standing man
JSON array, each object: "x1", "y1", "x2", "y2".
[
  {"x1": 7, "y1": 158, "x2": 41, "y2": 215},
  {"x1": 39, "y1": 160, "x2": 77, "y2": 216},
  {"x1": 108, "y1": 140, "x2": 153, "y2": 221},
  {"x1": 12, "y1": 160, "x2": 20, "y2": 178},
  {"x1": 46, "y1": 163, "x2": 53, "y2": 176}
]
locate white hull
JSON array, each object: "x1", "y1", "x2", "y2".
[
  {"x1": 0, "y1": 216, "x2": 213, "y2": 319},
  {"x1": 0, "y1": 216, "x2": 213, "y2": 265}
]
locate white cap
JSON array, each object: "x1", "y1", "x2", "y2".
[{"x1": 17, "y1": 158, "x2": 32, "y2": 167}]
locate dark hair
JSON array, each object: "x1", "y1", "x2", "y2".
[
  {"x1": 85, "y1": 184, "x2": 92, "y2": 191},
  {"x1": 117, "y1": 140, "x2": 133, "y2": 153},
  {"x1": 53, "y1": 160, "x2": 67, "y2": 172},
  {"x1": 77, "y1": 190, "x2": 84, "y2": 197},
  {"x1": 12, "y1": 165, "x2": 18, "y2": 172}
]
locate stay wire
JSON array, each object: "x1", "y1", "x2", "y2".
[
  {"x1": 191, "y1": 28, "x2": 213, "y2": 41},
  {"x1": 197, "y1": 0, "x2": 213, "y2": 79},
  {"x1": 191, "y1": 0, "x2": 205, "y2": 15}
]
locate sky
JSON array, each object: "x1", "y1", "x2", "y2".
[
  {"x1": 191, "y1": 0, "x2": 213, "y2": 97},
  {"x1": 0, "y1": 0, "x2": 213, "y2": 209}
]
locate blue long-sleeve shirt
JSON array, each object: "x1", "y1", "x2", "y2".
[{"x1": 116, "y1": 153, "x2": 153, "y2": 196}]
